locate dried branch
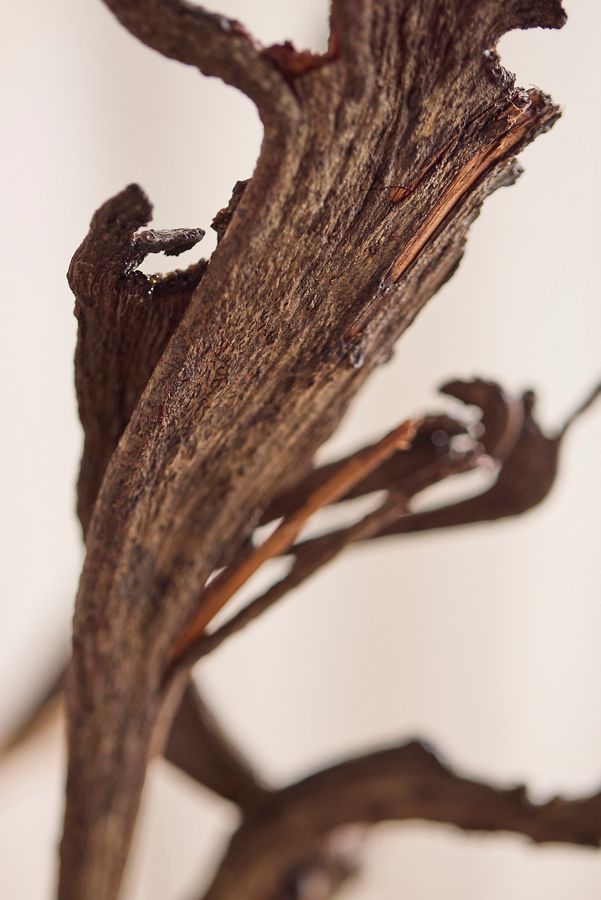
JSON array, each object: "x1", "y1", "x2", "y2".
[
  {"x1": 101, "y1": 0, "x2": 299, "y2": 121},
  {"x1": 70, "y1": 184, "x2": 206, "y2": 532},
  {"x1": 261, "y1": 414, "x2": 475, "y2": 522},
  {"x1": 164, "y1": 682, "x2": 271, "y2": 811},
  {"x1": 0, "y1": 665, "x2": 269, "y2": 819},
  {"x1": 60, "y1": 2, "x2": 567, "y2": 897},
  {"x1": 375, "y1": 379, "x2": 601, "y2": 539},
  {"x1": 280, "y1": 377, "x2": 599, "y2": 548},
  {"x1": 200, "y1": 739, "x2": 601, "y2": 900},
  {"x1": 169, "y1": 420, "x2": 416, "y2": 670},
  {"x1": 194, "y1": 492, "x2": 411, "y2": 662},
  {"x1": 195, "y1": 430, "x2": 479, "y2": 661},
  {"x1": 198, "y1": 376, "x2": 598, "y2": 659},
  {"x1": 0, "y1": 398, "x2": 479, "y2": 761}
]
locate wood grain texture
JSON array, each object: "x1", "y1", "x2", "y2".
[{"x1": 60, "y1": 2, "x2": 566, "y2": 898}]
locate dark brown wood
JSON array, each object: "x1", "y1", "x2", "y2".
[
  {"x1": 199, "y1": 740, "x2": 601, "y2": 900},
  {"x1": 164, "y1": 682, "x2": 271, "y2": 810},
  {"x1": 0, "y1": 664, "x2": 272, "y2": 812},
  {"x1": 374, "y1": 381, "x2": 600, "y2": 538},
  {"x1": 192, "y1": 378, "x2": 599, "y2": 663},
  {"x1": 70, "y1": 184, "x2": 206, "y2": 532},
  {"x1": 168, "y1": 419, "x2": 416, "y2": 670},
  {"x1": 58, "y1": 2, "x2": 571, "y2": 899}
]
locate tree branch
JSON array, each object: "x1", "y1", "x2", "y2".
[
  {"x1": 194, "y1": 492, "x2": 412, "y2": 662},
  {"x1": 200, "y1": 739, "x2": 601, "y2": 900},
  {"x1": 375, "y1": 379, "x2": 600, "y2": 539},
  {"x1": 194, "y1": 432, "x2": 479, "y2": 662},
  {"x1": 261, "y1": 414, "x2": 476, "y2": 522},
  {"x1": 164, "y1": 682, "x2": 271, "y2": 811},
  {"x1": 60, "y1": 2, "x2": 567, "y2": 896},
  {"x1": 70, "y1": 184, "x2": 206, "y2": 532},
  {"x1": 196, "y1": 376, "x2": 598, "y2": 659},
  {"x1": 0, "y1": 664, "x2": 270, "y2": 817},
  {"x1": 169, "y1": 420, "x2": 416, "y2": 672},
  {"x1": 100, "y1": 0, "x2": 299, "y2": 122}
]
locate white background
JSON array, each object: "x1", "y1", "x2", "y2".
[{"x1": 0, "y1": 1, "x2": 600, "y2": 898}]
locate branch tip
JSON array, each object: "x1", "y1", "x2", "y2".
[{"x1": 200, "y1": 736, "x2": 601, "y2": 899}]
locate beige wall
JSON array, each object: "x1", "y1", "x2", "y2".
[{"x1": 1, "y1": 1, "x2": 600, "y2": 897}]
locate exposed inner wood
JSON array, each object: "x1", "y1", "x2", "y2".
[{"x1": 389, "y1": 92, "x2": 556, "y2": 281}]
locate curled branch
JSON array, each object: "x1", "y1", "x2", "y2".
[
  {"x1": 59, "y1": 0, "x2": 571, "y2": 896},
  {"x1": 376, "y1": 379, "x2": 601, "y2": 539},
  {"x1": 194, "y1": 376, "x2": 599, "y2": 660},
  {"x1": 70, "y1": 184, "x2": 206, "y2": 532},
  {"x1": 101, "y1": 0, "x2": 299, "y2": 120}
]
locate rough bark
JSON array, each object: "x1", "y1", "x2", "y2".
[
  {"x1": 194, "y1": 378, "x2": 598, "y2": 662},
  {"x1": 199, "y1": 740, "x2": 601, "y2": 900},
  {"x1": 58, "y1": 2, "x2": 569, "y2": 899}
]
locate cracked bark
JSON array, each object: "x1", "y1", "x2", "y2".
[{"x1": 53, "y1": 2, "x2": 583, "y2": 899}]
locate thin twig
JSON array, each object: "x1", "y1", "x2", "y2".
[
  {"x1": 261, "y1": 414, "x2": 474, "y2": 523},
  {"x1": 194, "y1": 450, "x2": 481, "y2": 662},
  {"x1": 169, "y1": 420, "x2": 418, "y2": 668},
  {"x1": 375, "y1": 380, "x2": 601, "y2": 540},
  {"x1": 195, "y1": 492, "x2": 410, "y2": 662}
]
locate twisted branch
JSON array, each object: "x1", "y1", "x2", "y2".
[
  {"x1": 101, "y1": 0, "x2": 299, "y2": 121},
  {"x1": 200, "y1": 739, "x2": 601, "y2": 900}
]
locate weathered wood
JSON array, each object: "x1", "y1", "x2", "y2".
[
  {"x1": 191, "y1": 378, "x2": 600, "y2": 664},
  {"x1": 71, "y1": 184, "x2": 206, "y2": 532},
  {"x1": 163, "y1": 682, "x2": 271, "y2": 810},
  {"x1": 59, "y1": 2, "x2": 566, "y2": 898}
]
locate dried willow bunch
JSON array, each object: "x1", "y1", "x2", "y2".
[{"x1": 3, "y1": 2, "x2": 600, "y2": 899}]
